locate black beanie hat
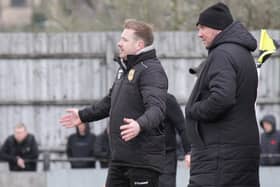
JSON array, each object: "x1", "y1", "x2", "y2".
[{"x1": 196, "y1": 2, "x2": 233, "y2": 30}]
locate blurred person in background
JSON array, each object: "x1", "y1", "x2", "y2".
[
  {"x1": 0, "y1": 123, "x2": 38, "y2": 171},
  {"x1": 66, "y1": 122, "x2": 96, "y2": 168},
  {"x1": 95, "y1": 127, "x2": 111, "y2": 168},
  {"x1": 260, "y1": 114, "x2": 280, "y2": 166},
  {"x1": 159, "y1": 93, "x2": 190, "y2": 187}
]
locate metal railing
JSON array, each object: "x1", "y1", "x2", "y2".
[
  {"x1": 1, "y1": 151, "x2": 280, "y2": 172},
  {"x1": 0, "y1": 149, "x2": 110, "y2": 171}
]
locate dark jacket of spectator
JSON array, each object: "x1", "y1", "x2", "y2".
[
  {"x1": 67, "y1": 123, "x2": 96, "y2": 168},
  {"x1": 164, "y1": 93, "x2": 190, "y2": 153},
  {"x1": 95, "y1": 128, "x2": 111, "y2": 168},
  {"x1": 260, "y1": 114, "x2": 280, "y2": 166},
  {"x1": 159, "y1": 93, "x2": 190, "y2": 187},
  {"x1": 0, "y1": 134, "x2": 38, "y2": 171}
]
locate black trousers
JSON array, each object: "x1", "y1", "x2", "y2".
[
  {"x1": 106, "y1": 165, "x2": 160, "y2": 187},
  {"x1": 158, "y1": 151, "x2": 177, "y2": 187}
]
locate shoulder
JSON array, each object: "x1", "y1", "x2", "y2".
[
  {"x1": 211, "y1": 45, "x2": 235, "y2": 60},
  {"x1": 208, "y1": 46, "x2": 238, "y2": 71},
  {"x1": 5, "y1": 135, "x2": 15, "y2": 144},
  {"x1": 138, "y1": 59, "x2": 167, "y2": 80},
  {"x1": 142, "y1": 58, "x2": 163, "y2": 70},
  {"x1": 213, "y1": 43, "x2": 251, "y2": 63},
  {"x1": 216, "y1": 42, "x2": 246, "y2": 52},
  {"x1": 25, "y1": 134, "x2": 38, "y2": 144},
  {"x1": 88, "y1": 133, "x2": 96, "y2": 140},
  {"x1": 67, "y1": 134, "x2": 76, "y2": 141},
  {"x1": 276, "y1": 131, "x2": 280, "y2": 137},
  {"x1": 27, "y1": 134, "x2": 35, "y2": 139}
]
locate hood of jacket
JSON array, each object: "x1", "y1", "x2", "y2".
[
  {"x1": 260, "y1": 114, "x2": 276, "y2": 134},
  {"x1": 208, "y1": 21, "x2": 257, "y2": 52}
]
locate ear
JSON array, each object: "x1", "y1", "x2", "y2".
[{"x1": 137, "y1": 40, "x2": 145, "y2": 49}]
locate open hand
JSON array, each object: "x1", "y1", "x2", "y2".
[{"x1": 59, "y1": 108, "x2": 82, "y2": 128}]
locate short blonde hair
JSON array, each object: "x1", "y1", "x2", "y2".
[
  {"x1": 15, "y1": 122, "x2": 27, "y2": 130},
  {"x1": 124, "y1": 19, "x2": 154, "y2": 46}
]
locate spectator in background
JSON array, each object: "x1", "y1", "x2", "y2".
[
  {"x1": 66, "y1": 123, "x2": 96, "y2": 168},
  {"x1": 0, "y1": 123, "x2": 38, "y2": 171},
  {"x1": 260, "y1": 114, "x2": 280, "y2": 166},
  {"x1": 159, "y1": 93, "x2": 190, "y2": 187},
  {"x1": 95, "y1": 128, "x2": 111, "y2": 168}
]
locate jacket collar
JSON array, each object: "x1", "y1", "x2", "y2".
[
  {"x1": 114, "y1": 45, "x2": 156, "y2": 72},
  {"x1": 136, "y1": 45, "x2": 155, "y2": 55},
  {"x1": 13, "y1": 134, "x2": 29, "y2": 145}
]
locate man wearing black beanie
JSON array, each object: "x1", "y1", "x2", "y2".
[{"x1": 185, "y1": 2, "x2": 260, "y2": 187}]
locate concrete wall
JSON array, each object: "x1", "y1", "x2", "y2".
[{"x1": 0, "y1": 162, "x2": 279, "y2": 187}]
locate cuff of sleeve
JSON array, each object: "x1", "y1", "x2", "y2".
[
  {"x1": 78, "y1": 109, "x2": 86, "y2": 123},
  {"x1": 136, "y1": 116, "x2": 148, "y2": 132}
]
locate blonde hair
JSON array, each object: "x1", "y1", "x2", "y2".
[
  {"x1": 15, "y1": 122, "x2": 27, "y2": 130},
  {"x1": 124, "y1": 19, "x2": 154, "y2": 46}
]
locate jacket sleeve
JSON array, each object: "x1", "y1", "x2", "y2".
[
  {"x1": 136, "y1": 64, "x2": 168, "y2": 131},
  {"x1": 0, "y1": 137, "x2": 17, "y2": 163},
  {"x1": 78, "y1": 88, "x2": 112, "y2": 123},
  {"x1": 166, "y1": 94, "x2": 191, "y2": 153},
  {"x1": 186, "y1": 50, "x2": 237, "y2": 122}
]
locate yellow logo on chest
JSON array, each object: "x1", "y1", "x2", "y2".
[{"x1": 128, "y1": 69, "x2": 135, "y2": 81}]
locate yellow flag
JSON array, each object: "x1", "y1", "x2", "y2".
[
  {"x1": 257, "y1": 29, "x2": 277, "y2": 66},
  {"x1": 259, "y1": 29, "x2": 276, "y2": 51}
]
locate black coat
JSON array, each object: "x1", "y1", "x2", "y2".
[
  {"x1": 260, "y1": 114, "x2": 280, "y2": 165},
  {"x1": 164, "y1": 93, "x2": 190, "y2": 153},
  {"x1": 66, "y1": 123, "x2": 96, "y2": 168},
  {"x1": 0, "y1": 134, "x2": 38, "y2": 171},
  {"x1": 79, "y1": 48, "x2": 168, "y2": 172},
  {"x1": 185, "y1": 21, "x2": 260, "y2": 187}
]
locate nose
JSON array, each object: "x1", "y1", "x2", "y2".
[
  {"x1": 117, "y1": 40, "x2": 122, "y2": 48},
  {"x1": 197, "y1": 30, "x2": 203, "y2": 38}
]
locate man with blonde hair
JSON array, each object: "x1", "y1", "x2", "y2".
[
  {"x1": 0, "y1": 123, "x2": 38, "y2": 171},
  {"x1": 60, "y1": 19, "x2": 168, "y2": 187}
]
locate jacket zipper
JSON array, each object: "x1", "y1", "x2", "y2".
[{"x1": 110, "y1": 72, "x2": 126, "y2": 118}]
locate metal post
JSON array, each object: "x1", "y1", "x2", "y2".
[{"x1": 43, "y1": 151, "x2": 50, "y2": 171}]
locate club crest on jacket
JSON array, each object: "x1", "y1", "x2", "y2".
[{"x1": 128, "y1": 69, "x2": 135, "y2": 81}]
